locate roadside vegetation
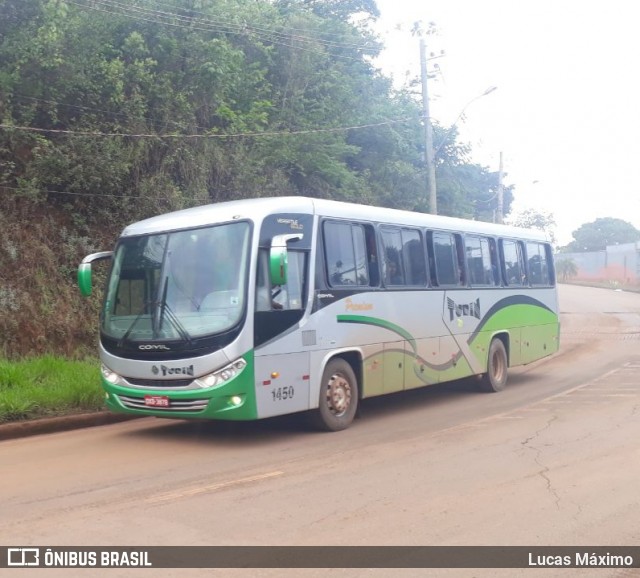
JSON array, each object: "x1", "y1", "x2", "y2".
[
  {"x1": 0, "y1": 0, "x2": 536, "y2": 423},
  {"x1": 0, "y1": 356, "x2": 103, "y2": 423},
  {"x1": 1, "y1": 0, "x2": 515, "y2": 360},
  {"x1": 2, "y1": 2, "x2": 638, "y2": 424}
]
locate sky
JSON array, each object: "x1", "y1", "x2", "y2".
[{"x1": 372, "y1": 0, "x2": 640, "y2": 245}]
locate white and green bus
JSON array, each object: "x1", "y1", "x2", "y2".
[{"x1": 78, "y1": 197, "x2": 559, "y2": 431}]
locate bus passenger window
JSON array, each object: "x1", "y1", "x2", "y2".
[
  {"x1": 465, "y1": 236, "x2": 498, "y2": 287},
  {"x1": 366, "y1": 228, "x2": 380, "y2": 286},
  {"x1": 489, "y1": 239, "x2": 501, "y2": 285},
  {"x1": 402, "y1": 229, "x2": 427, "y2": 286},
  {"x1": 501, "y1": 239, "x2": 527, "y2": 286},
  {"x1": 324, "y1": 221, "x2": 372, "y2": 287},
  {"x1": 380, "y1": 228, "x2": 405, "y2": 286},
  {"x1": 526, "y1": 242, "x2": 551, "y2": 286},
  {"x1": 380, "y1": 227, "x2": 426, "y2": 287},
  {"x1": 430, "y1": 231, "x2": 465, "y2": 287}
]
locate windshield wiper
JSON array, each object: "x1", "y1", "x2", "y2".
[
  {"x1": 155, "y1": 273, "x2": 193, "y2": 345},
  {"x1": 117, "y1": 299, "x2": 156, "y2": 348},
  {"x1": 160, "y1": 301, "x2": 193, "y2": 346},
  {"x1": 155, "y1": 273, "x2": 169, "y2": 337}
]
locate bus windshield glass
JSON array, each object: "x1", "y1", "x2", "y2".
[{"x1": 102, "y1": 221, "x2": 251, "y2": 342}]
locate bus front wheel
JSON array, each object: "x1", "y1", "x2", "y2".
[
  {"x1": 479, "y1": 338, "x2": 508, "y2": 393},
  {"x1": 311, "y1": 358, "x2": 359, "y2": 432}
]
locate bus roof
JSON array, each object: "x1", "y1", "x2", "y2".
[{"x1": 121, "y1": 196, "x2": 550, "y2": 242}]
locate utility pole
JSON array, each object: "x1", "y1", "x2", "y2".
[
  {"x1": 420, "y1": 37, "x2": 437, "y2": 215},
  {"x1": 496, "y1": 151, "x2": 504, "y2": 224}
]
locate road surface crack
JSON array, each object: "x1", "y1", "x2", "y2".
[{"x1": 520, "y1": 416, "x2": 561, "y2": 510}]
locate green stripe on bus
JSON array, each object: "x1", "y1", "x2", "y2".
[{"x1": 337, "y1": 315, "x2": 417, "y2": 353}]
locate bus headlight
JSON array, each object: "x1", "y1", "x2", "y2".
[
  {"x1": 101, "y1": 364, "x2": 121, "y2": 385},
  {"x1": 196, "y1": 358, "x2": 247, "y2": 389}
]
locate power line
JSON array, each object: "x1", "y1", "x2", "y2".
[
  {"x1": 68, "y1": 0, "x2": 378, "y2": 61},
  {"x1": 1, "y1": 184, "x2": 211, "y2": 202},
  {"x1": 11, "y1": 94, "x2": 210, "y2": 133},
  {"x1": 150, "y1": 0, "x2": 377, "y2": 43},
  {"x1": 144, "y1": 0, "x2": 376, "y2": 51},
  {"x1": 0, "y1": 115, "x2": 420, "y2": 139},
  {"x1": 68, "y1": 0, "x2": 363, "y2": 62}
]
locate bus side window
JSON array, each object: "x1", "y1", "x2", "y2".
[
  {"x1": 526, "y1": 242, "x2": 552, "y2": 286},
  {"x1": 501, "y1": 239, "x2": 527, "y2": 286},
  {"x1": 255, "y1": 250, "x2": 271, "y2": 311},
  {"x1": 255, "y1": 249, "x2": 306, "y2": 311},
  {"x1": 379, "y1": 226, "x2": 426, "y2": 287},
  {"x1": 455, "y1": 235, "x2": 466, "y2": 285},
  {"x1": 365, "y1": 226, "x2": 380, "y2": 286},
  {"x1": 430, "y1": 231, "x2": 465, "y2": 287},
  {"x1": 402, "y1": 229, "x2": 427, "y2": 286},
  {"x1": 465, "y1": 235, "x2": 500, "y2": 287},
  {"x1": 489, "y1": 238, "x2": 501, "y2": 285},
  {"x1": 323, "y1": 221, "x2": 375, "y2": 288},
  {"x1": 380, "y1": 227, "x2": 405, "y2": 286}
]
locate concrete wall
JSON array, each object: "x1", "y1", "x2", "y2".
[{"x1": 558, "y1": 242, "x2": 640, "y2": 284}]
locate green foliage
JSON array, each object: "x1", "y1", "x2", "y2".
[
  {"x1": 0, "y1": 0, "x2": 513, "y2": 357},
  {"x1": 565, "y1": 218, "x2": 640, "y2": 252},
  {"x1": 508, "y1": 209, "x2": 557, "y2": 244},
  {"x1": 1, "y1": 0, "x2": 497, "y2": 217},
  {"x1": 433, "y1": 125, "x2": 513, "y2": 220}
]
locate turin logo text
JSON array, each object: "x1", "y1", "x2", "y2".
[
  {"x1": 447, "y1": 297, "x2": 481, "y2": 322},
  {"x1": 151, "y1": 364, "x2": 194, "y2": 377}
]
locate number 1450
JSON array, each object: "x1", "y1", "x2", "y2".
[{"x1": 272, "y1": 386, "x2": 294, "y2": 402}]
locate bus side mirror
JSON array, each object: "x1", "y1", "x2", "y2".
[
  {"x1": 269, "y1": 234, "x2": 303, "y2": 286},
  {"x1": 77, "y1": 251, "x2": 114, "y2": 297}
]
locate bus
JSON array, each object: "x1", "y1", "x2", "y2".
[{"x1": 78, "y1": 196, "x2": 559, "y2": 431}]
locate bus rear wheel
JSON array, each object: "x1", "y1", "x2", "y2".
[
  {"x1": 479, "y1": 338, "x2": 508, "y2": 393},
  {"x1": 311, "y1": 358, "x2": 359, "y2": 432}
]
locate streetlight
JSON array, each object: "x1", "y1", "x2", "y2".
[
  {"x1": 433, "y1": 86, "x2": 497, "y2": 158},
  {"x1": 424, "y1": 85, "x2": 498, "y2": 214}
]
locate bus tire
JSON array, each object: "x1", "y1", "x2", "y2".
[
  {"x1": 311, "y1": 358, "x2": 359, "y2": 432},
  {"x1": 479, "y1": 338, "x2": 508, "y2": 393}
]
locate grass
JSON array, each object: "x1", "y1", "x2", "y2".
[{"x1": 0, "y1": 356, "x2": 104, "y2": 423}]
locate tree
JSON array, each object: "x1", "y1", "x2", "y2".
[
  {"x1": 429, "y1": 125, "x2": 513, "y2": 221},
  {"x1": 508, "y1": 209, "x2": 556, "y2": 244},
  {"x1": 555, "y1": 258, "x2": 578, "y2": 282},
  {"x1": 0, "y1": 0, "x2": 525, "y2": 358},
  {"x1": 564, "y1": 218, "x2": 640, "y2": 252}
]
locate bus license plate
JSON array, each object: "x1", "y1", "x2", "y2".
[{"x1": 144, "y1": 395, "x2": 170, "y2": 408}]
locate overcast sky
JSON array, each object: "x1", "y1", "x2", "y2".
[{"x1": 373, "y1": 0, "x2": 640, "y2": 245}]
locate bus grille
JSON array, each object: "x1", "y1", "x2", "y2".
[
  {"x1": 123, "y1": 377, "x2": 194, "y2": 388},
  {"x1": 117, "y1": 395, "x2": 209, "y2": 412}
]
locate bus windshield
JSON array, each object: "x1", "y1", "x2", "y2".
[{"x1": 102, "y1": 221, "x2": 251, "y2": 342}]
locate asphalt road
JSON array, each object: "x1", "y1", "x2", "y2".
[{"x1": 2, "y1": 284, "x2": 640, "y2": 578}]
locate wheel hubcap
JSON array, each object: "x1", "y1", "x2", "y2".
[{"x1": 326, "y1": 373, "x2": 351, "y2": 416}]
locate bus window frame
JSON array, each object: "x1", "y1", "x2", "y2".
[
  {"x1": 321, "y1": 219, "x2": 380, "y2": 290},
  {"x1": 499, "y1": 238, "x2": 528, "y2": 288},
  {"x1": 378, "y1": 225, "x2": 429, "y2": 289},
  {"x1": 427, "y1": 230, "x2": 467, "y2": 289},
  {"x1": 524, "y1": 241, "x2": 555, "y2": 287},
  {"x1": 464, "y1": 234, "x2": 499, "y2": 288}
]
